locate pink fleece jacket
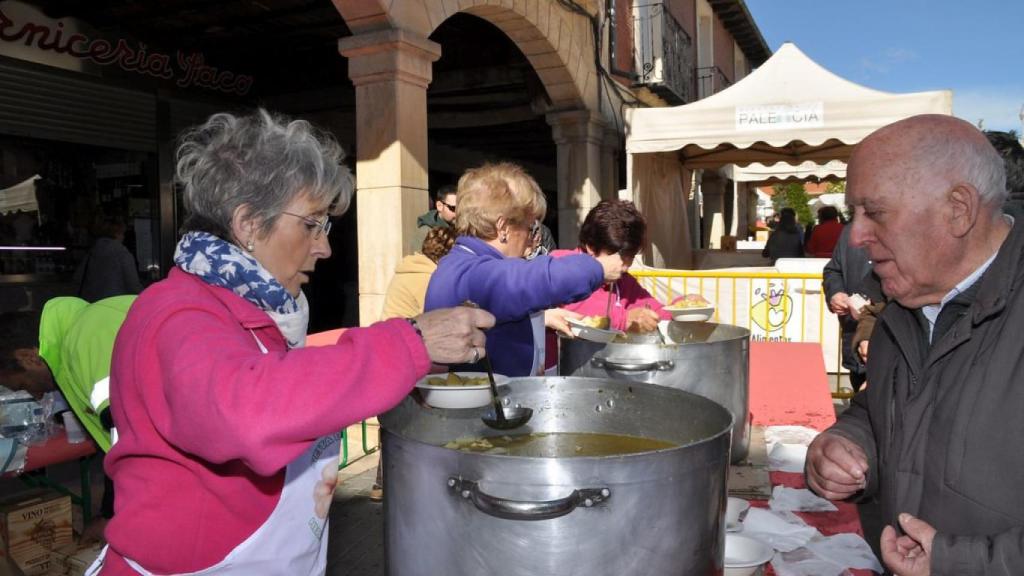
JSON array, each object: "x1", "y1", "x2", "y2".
[
  {"x1": 101, "y1": 268, "x2": 430, "y2": 574},
  {"x1": 551, "y1": 249, "x2": 671, "y2": 330}
]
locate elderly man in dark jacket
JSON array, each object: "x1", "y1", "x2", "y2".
[{"x1": 805, "y1": 114, "x2": 1023, "y2": 576}]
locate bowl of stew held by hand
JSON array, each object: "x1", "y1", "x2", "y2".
[
  {"x1": 665, "y1": 294, "x2": 716, "y2": 322},
  {"x1": 567, "y1": 316, "x2": 625, "y2": 343},
  {"x1": 415, "y1": 372, "x2": 508, "y2": 409}
]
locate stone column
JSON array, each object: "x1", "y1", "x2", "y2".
[
  {"x1": 339, "y1": 29, "x2": 440, "y2": 326},
  {"x1": 546, "y1": 110, "x2": 608, "y2": 248},
  {"x1": 602, "y1": 127, "x2": 621, "y2": 201}
]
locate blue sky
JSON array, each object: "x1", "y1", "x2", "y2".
[{"x1": 745, "y1": 0, "x2": 1024, "y2": 133}]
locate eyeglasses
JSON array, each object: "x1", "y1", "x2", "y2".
[
  {"x1": 281, "y1": 211, "x2": 332, "y2": 239},
  {"x1": 441, "y1": 202, "x2": 457, "y2": 213}
]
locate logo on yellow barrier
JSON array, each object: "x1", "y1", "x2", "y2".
[{"x1": 751, "y1": 284, "x2": 793, "y2": 333}]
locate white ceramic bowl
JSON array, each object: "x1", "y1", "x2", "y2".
[
  {"x1": 725, "y1": 496, "x2": 751, "y2": 532},
  {"x1": 724, "y1": 534, "x2": 774, "y2": 576},
  {"x1": 664, "y1": 304, "x2": 716, "y2": 322},
  {"x1": 414, "y1": 372, "x2": 508, "y2": 409},
  {"x1": 566, "y1": 318, "x2": 625, "y2": 343}
]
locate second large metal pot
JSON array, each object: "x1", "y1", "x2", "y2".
[{"x1": 559, "y1": 321, "x2": 750, "y2": 463}]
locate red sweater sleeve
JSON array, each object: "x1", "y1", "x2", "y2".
[{"x1": 152, "y1": 310, "x2": 428, "y2": 476}]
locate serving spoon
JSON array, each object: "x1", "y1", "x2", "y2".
[{"x1": 460, "y1": 300, "x2": 533, "y2": 430}]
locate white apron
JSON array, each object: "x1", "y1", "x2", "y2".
[{"x1": 87, "y1": 330, "x2": 340, "y2": 575}]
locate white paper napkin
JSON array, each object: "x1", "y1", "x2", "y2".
[
  {"x1": 768, "y1": 442, "x2": 808, "y2": 473},
  {"x1": 741, "y1": 507, "x2": 821, "y2": 552},
  {"x1": 772, "y1": 532, "x2": 883, "y2": 576},
  {"x1": 769, "y1": 485, "x2": 838, "y2": 512}
]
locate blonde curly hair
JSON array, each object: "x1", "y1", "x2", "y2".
[{"x1": 454, "y1": 162, "x2": 546, "y2": 240}]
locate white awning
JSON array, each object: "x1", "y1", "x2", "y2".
[
  {"x1": 0, "y1": 175, "x2": 40, "y2": 215},
  {"x1": 625, "y1": 43, "x2": 953, "y2": 169}
]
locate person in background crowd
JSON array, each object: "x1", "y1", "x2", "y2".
[
  {"x1": 424, "y1": 161, "x2": 623, "y2": 377},
  {"x1": 986, "y1": 130, "x2": 1024, "y2": 218},
  {"x1": 417, "y1": 184, "x2": 457, "y2": 230},
  {"x1": 91, "y1": 109, "x2": 493, "y2": 575},
  {"x1": 805, "y1": 114, "x2": 1023, "y2": 576},
  {"x1": 805, "y1": 205, "x2": 843, "y2": 257},
  {"x1": 762, "y1": 207, "x2": 804, "y2": 264},
  {"x1": 410, "y1": 184, "x2": 457, "y2": 253},
  {"x1": 822, "y1": 221, "x2": 881, "y2": 392},
  {"x1": 380, "y1": 227, "x2": 457, "y2": 321},
  {"x1": 553, "y1": 199, "x2": 668, "y2": 333},
  {"x1": 74, "y1": 215, "x2": 142, "y2": 302}
]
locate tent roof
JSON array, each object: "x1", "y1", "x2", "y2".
[{"x1": 625, "y1": 43, "x2": 953, "y2": 168}]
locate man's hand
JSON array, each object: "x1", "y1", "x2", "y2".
[
  {"x1": 829, "y1": 292, "x2": 851, "y2": 315},
  {"x1": 805, "y1": 432, "x2": 869, "y2": 500},
  {"x1": 858, "y1": 340, "x2": 870, "y2": 364},
  {"x1": 626, "y1": 307, "x2": 661, "y2": 333},
  {"x1": 881, "y1": 513, "x2": 936, "y2": 576},
  {"x1": 413, "y1": 307, "x2": 495, "y2": 364},
  {"x1": 545, "y1": 308, "x2": 582, "y2": 337}
]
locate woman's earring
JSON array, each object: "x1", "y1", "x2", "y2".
[
  {"x1": 246, "y1": 238, "x2": 255, "y2": 252},
  {"x1": 499, "y1": 232, "x2": 508, "y2": 243}
]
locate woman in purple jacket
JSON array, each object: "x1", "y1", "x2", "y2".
[{"x1": 424, "y1": 162, "x2": 623, "y2": 377}]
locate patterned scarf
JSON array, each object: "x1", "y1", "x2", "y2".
[{"x1": 174, "y1": 231, "x2": 309, "y2": 348}]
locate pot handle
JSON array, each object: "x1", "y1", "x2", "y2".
[
  {"x1": 590, "y1": 357, "x2": 675, "y2": 372},
  {"x1": 448, "y1": 477, "x2": 610, "y2": 521}
]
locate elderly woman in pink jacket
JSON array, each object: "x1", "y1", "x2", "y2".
[{"x1": 90, "y1": 110, "x2": 493, "y2": 575}]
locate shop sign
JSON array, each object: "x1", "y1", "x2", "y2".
[
  {"x1": 735, "y1": 102, "x2": 824, "y2": 131},
  {"x1": 0, "y1": 8, "x2": 253, "y2": 95}
]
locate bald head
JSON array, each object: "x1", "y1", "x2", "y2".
[
  {"x1": 852, "y1": 114, "x2": 1007, "y2": 207},
  {"x1": 846, "y1": 114, "x2": 1013, "y2": 308}
]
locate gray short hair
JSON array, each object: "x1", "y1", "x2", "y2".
[
  {"x1": 915, "y1": 131, "x2": 1007, "y2": 206},
  {"x1": 176, "y1": 108, "x2": 353, "y2": 239}
]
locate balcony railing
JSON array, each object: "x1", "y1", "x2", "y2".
[
  {"x1": 695, "y1": 65, "x2": 732, "y2": 99},
  {"x1": 632, "y1": 2, "x2": 696, "y2": 104}
]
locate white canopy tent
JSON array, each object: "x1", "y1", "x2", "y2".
[{"x1": 625, "y1": 42, "x2": 952, "y2": 268}]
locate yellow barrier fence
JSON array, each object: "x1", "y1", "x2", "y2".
[{"x1": 631, "y1": 268, "x2": 854, "y2": 399}]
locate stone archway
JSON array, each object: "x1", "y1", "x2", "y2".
[{"x1": 334, "y1": 0, "x2": 616, "y2": 324}]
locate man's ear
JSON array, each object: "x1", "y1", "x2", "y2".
[
  {"x1": 230, "y1": 204, "x2": 259, "y2": 247},
  {"x1": 947, "y1": 183, "x2": 980, "y2": 238}
]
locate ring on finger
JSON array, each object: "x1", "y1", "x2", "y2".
[{"x1": 470, "y1": 347, "x2": 480, "y2": 363}]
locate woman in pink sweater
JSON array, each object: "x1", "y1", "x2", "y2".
[
  {"x1": 551, "y1": 200, "x2": 669, "y2": 332},
  {"x1": 88, "y1": 110, "x2": 493, "y2": 575}
]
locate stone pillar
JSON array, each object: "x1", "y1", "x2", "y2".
[
  {"x1": 602, "y1": 127, "x2": 621, "y2": 201},
  {"x1": 546, "y1": 110, "x2": 608, "y2": 248},
  {"x1": 339, "y1": 29, "x2": 441, "y2": 326}
]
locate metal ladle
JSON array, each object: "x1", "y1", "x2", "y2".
[
  {"x1": 460, "y1": 300, "x2": 533, "y2": 430},
  {"x1": 479, "y1": 354, "x2": 532, "y2": 430}
]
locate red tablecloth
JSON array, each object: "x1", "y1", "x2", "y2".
[
  {"x1": 749, "y1": 342, "x2": 875, "y2": 575},
  {"x1": 4, "y1": 430, "x2": 97, "y2": 477}
]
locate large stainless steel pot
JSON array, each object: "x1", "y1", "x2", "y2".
[
  {"x1": 558, "y1": 322, "x2": 751, "y2": 463},
  {"x1": 381, "y1": 377, "x2": 732, "y2": 576}
]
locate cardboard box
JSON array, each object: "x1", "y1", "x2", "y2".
[
  {"x1": 52, "y1": 543, "x2": 102, "y2": 576},
  {"x1": 0, "y1": 491, "x2": 73, "y2": 576}
]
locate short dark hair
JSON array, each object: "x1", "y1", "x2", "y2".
[
  {"x1": 985, "y1": 131, "x2": 1024, "y2": 197},
  {"x1": 0, "y1": 311, "x2": 40, "y2": 374},
  {"x1": 433, "y1": 184, "x2": 457, "y2": 203},
  {"x1": 818, "y1": 205, "x2": 840, "y2": 221},
  {"x1": 578, "y1": 199, "x2": 646, "y2": 257}
]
